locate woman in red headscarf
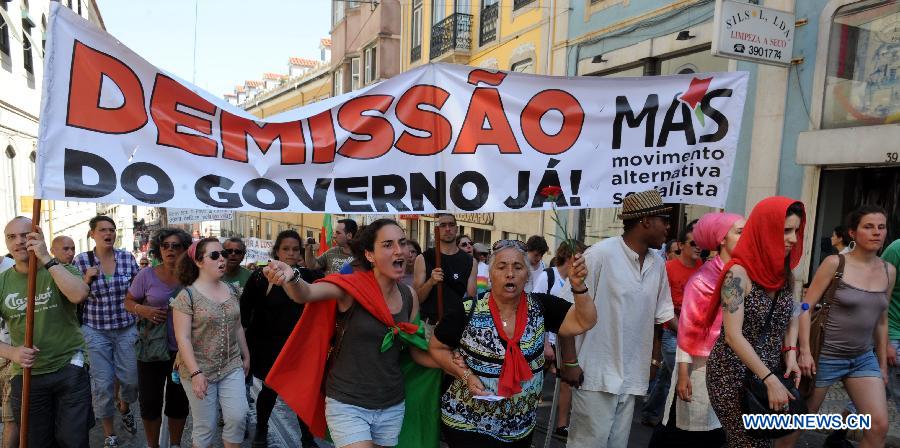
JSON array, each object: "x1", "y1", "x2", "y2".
[{"x1": 705, "y1": 198, "x2": 805, "y2": 447}]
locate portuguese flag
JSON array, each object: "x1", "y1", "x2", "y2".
[{"x1": 317, "y1": 214, "x2": 332, "y2": 256}]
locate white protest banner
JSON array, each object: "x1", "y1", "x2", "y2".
[
  {"x1": 37, "y1": 4, "x2": 749, "y2": 213},
  {"x1": 243, "y1": 237, "x2": 275, "y2": 265},
  {"x1": 167, "y1": 209, "x2": 235, "y2": 225}
]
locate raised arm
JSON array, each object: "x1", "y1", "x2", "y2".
[
  {"x1": 262, "y1": 260, "x2": 348, "y2": 305},
  {"x1": 28, "y1": 228, "x2": 88, "y2": 304},
  {"x1": 557, "y1": 254, "x2": 597, "y2": 337},
  {"x1": 304, "y1": 244, "x2": 322, "y2": 271}
]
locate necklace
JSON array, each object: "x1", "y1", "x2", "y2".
[{"x1": 502, "y1": 320, "x2": 508, "y2": 328}]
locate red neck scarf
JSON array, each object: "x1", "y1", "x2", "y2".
[
  {"x1": 488, "y1": 292, "x2": 533, "y2": 397},
  {"x1": 701, "y1": 197, "x2": 805, "y2": 328},
  {"x1": 265, "y1": 270, "x2": 419, "y2": 438}
]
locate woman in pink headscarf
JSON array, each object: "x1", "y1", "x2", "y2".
[{"x1": 652, "y1": 212, "x2": 744, "y2": 446}]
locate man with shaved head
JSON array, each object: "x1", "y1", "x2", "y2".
[
  {"x1": 51, "y1": 235, "x2": 76, "y2": 265},
  {"x1": 0, "y1": 217, "x2": 92, "y2": 447}
]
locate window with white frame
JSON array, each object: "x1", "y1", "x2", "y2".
[
  {"x1": 510, "y1": 58, "x2": 534, "y2": 73},
  {"x1": 332, "y1": 0, "x2": 345, "y2": 26},
  {"x1": 364, "y1": 46, "x2": 377, "y2": 85},
  {"x1": 0, "y1": 1, "x2": 9, "y2": 57},
  {"x1": 412, "y1": 0, "x2": 423, "y2": 53},
  {"x1": 333, "y1": 67, "x2": 344, "y2": 96},
  {"x1": 432, "y1": 0, "x2": 446, "y2": 25},
  {"x1": 350, "y1": 57, "x2": 360, "y2": 90}
]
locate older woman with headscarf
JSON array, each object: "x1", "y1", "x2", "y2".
[
  {"x1": 650, "y1": 213, "x2": 744, "y2": 447},
  {"x1": 428, "y1": 239, "x2": 598, "y2": 447}
]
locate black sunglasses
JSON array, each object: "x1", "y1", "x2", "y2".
[
  {"x1": 204, "y1": 251, "x2": 223, "y2": 261},
  {"x1": 222, "y1": 249, "x2": 245, "y2": 256},
  {"x1": 161, "y1": 242, "x2": 183, "y2": 250},
  {"x1": 459, "y1": 242, "x2": 472, "y2": 247}
]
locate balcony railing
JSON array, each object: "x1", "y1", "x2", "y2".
[
  {"x1": 513, "y1": 0, "x2": 535, "y2": 10},
  {"x1": 430, "y1": 13, "x2": 472, "y2": 60},
  {"x1": 411, "y1": 44, "x2": 421, "y2": 62},
  {"x1": 479, "y1": 3, "x2": 498, "y2": 46}
]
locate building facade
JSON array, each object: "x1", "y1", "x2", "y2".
[
  {"x1": 330, "y1": 0, "x2": 401, "y2": 96},
  {"x1": 0, "y1": 0, "x2": 112, "y2": 254}
]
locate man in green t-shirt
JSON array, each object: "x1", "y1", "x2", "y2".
[
  {"x1": 222, "y1": 238, "x2": 251, "y2": 293},
  {"x1": 305, "y1": 218, "x2": 357, "y2": 274},
  {"x1": 883, "y1": 239, "x2": 900, "y2": 412},
  {"x1": 0, "y1": 217, "x2": 92, "y2": 447}
]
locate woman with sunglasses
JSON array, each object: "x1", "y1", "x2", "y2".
[
  {"x1": 429, "y1": 239, "x2": 598, "y2": 447},
  {"x1": 124, "y1": 228, "x2": 192, "y2": 448},
  {"x1": 240, "y1": 230, "x2": 321, "y2": 447},
  {"x1": 457, "y1": 235, "x2": 474, "y2": 256},
  {"x1": 173, "y1": 238, "x2": 250, "y2": 448}
]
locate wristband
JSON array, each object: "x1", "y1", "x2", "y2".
[
  {"x1": 462, "y1": 369, "x2": 471, "y2": 383},
  {"x1": 651, "y1": 359, "x2": 662, "y2": 367},
  {"x1": 762, "y1": 371, "x2": 774, "y2": 381},
  {"x1": 563, "y1": 362, "x2": 580, "y2": 368},
  {"x1": 190, "y1": 369, "x2": 203, "y2": 378},
  {"x1": 570, "y1": 286, "x2": 589, "y2": 295},
  {"x1": 781, "y1": 346, "x2": 798, "y2": 353}
]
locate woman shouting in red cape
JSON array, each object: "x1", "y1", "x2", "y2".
[{"x1": 261, "y1": 219, "x2": 438, "y2": 448}]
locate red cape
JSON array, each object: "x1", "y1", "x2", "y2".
[{"x1": 264, "y1": 270, "x2": 413, "y2": 437}]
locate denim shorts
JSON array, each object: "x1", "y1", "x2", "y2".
[
  {"x1": 324, "y1": 397, "x2": 405, "y2": 448},
  {"x1": 816, "y1": 351, "x2": 882, "y2": 388}
]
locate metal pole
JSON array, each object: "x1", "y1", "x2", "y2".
[{"x1": 19, "y1": 198, "x2": 41, "y2": 448}]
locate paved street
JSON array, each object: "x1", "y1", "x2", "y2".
[{"x1": 77, "y1": 374, "x2": 840, "y2": 448}]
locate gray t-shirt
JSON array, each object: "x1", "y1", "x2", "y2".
[
  {"x1": 316, "y1": 247, "x2": 354, "y2": 274},
  {"x1": 326, "y1": 284, "x2": 413, "y2": 409}
]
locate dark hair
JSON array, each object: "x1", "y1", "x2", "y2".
[
  {"x1": 846, "y1": 205, "x2": 887, "y2": 232},
  {"x1": 177, "y1": 237, "x2": 219, "y2": 285},
  {"x1": 407, "y1": 240, "x2": 422, "y2": 255},
  {"x1": 623, "y1": 218, "x2": 640, "y2": 233},
  {"x1": 271, "y1": 230, "x2": 303, "y2": 260},
  {"x1": 786, "y1": 202, "x2": 805, "y2": 220},
  {"x1": 434, "y1": 213, "x2": 456, "y2": 223},
  {"x1": 678, "y1": 219, "x2": 698, "y2": 243},
  {"x1": 665, "y1": 239, "x2": 678, "y2": 254},
  {"x1": 149, "y1": 228, "x2": 191, "y2": 262},
  {"x1": 89, "y1": 215, "x2": 116, "y2": 231},
  {"x1": 525, "y1": 235, "x2": 549, "y2": 254},
  {"x1": 338, "y1": 219, "x2": 358, "y2": 238},
  {"x1": 224, "y1": 237, "x2": 246, "y2": 252},
  {"x1": 349, "y1": 219, "x2": 402, "y2": 271},
  {"x1": 553, "y1": 240, "x2": 588, "y2": 266},
  {"x1": 456, "y1": 234, "x2": 472, "y2": 245}
]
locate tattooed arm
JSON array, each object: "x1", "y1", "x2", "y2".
[{"x1": 720, "y1": 265, "x2": 774, "y2": 381}]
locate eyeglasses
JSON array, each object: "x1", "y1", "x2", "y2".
[
  {"x1": 222, "y1": 249, "x2": 245, "y2": 256},
  {"x1": 161, "y1": 242, "x2": 183, "y2": 250},
  {"x1": 204, "y1": 251, "x2": 223, "y2": 261},
  {"x1": 492, "y1": 239, "x2": 526, "y2": 253},
  {"x1": 459, "y1": 242, "x2": 472, "y2": 247}
]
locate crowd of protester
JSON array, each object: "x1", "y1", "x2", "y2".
[{"x1": 0, "y1": 187, "x2": 897, "y2": 448}]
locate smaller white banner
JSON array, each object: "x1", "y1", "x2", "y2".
[
  {"x1": 167, "y1": 209, "x2": 235, "y2": 225},
  {"x1": 713, "y1": 0, "x2": 795, "y2": 67},
  {"x1": 244, "y1": 237, "x2": 275, "y2": 265}
]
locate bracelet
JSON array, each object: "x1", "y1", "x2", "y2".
[
  {"x1": 462, "y1": 369, "x2": 471, "y2": 383},
  {"x1": 651, "y1": 359, "x2": 662, "y2": 367},
  {"x1": 190, "y1": 369, "x2": 203, "y2": 378},
  {"x1": 570, "y1": 286, "x2": 589, "y2": 295},
  {"x1": 781, "y1": 346, "x2": 798, "y2": 353},
  {"x1": 563, "y1": 362, "x2": 580, "y2": 368},
  {"x1": 762, "y1": 371, "x2": 774, "y2": 381}
]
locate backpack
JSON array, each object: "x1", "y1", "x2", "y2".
[{"x1": 543, "y1": 267, "x2": 555, "y2": 295}]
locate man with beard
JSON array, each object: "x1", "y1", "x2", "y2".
[
  {"x1": 559, "y1": 190, "x2": 678, "y2": 448},
  {"x1": 305, "y1": 219, "x2": 357, "y2": 274}
]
